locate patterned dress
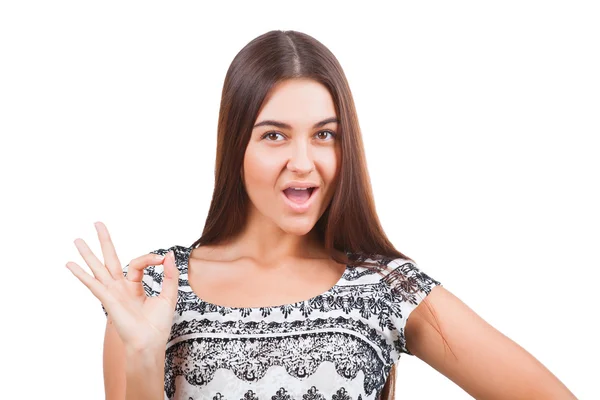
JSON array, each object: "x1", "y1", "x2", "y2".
[{"x1": 102, "y1": 245, "x2": 442, "y2": 400}]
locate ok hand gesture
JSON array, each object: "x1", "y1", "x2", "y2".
[{"x1": 66, "y1": 221, "x2": 180, "y2": 352}]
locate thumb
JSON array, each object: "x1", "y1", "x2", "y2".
[{"x1": 159, "y1": 250, "x2": 180, "y2": 307}]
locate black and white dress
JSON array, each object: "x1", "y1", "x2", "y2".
[{"x1": 102, "y1": 245, "x2": 442, "y2": 400}]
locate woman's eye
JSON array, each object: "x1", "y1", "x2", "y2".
[
  {"x1": 317, "y1": 130, "x2": 336, "y2": 140},
  {"x1": 262, "y1": 131, "x2": 284, "y2": 141}
]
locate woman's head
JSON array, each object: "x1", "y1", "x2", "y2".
[
  {"x1": 242, "y1": 78, "x2": 341, "y2": 238},
  {"x1": 194, "y1": 29, "x2": 408, "y2": 262}
]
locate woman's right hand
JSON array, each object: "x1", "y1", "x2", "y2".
[{"x1": 66, "y1": 221, "x2": 180, "y2": 352}]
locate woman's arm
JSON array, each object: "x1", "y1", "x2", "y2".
[
  {"x1": 103, "y1": 318, "x2": 126, "y2": 399},
  {"x1": 406, "y1": 286, "x2": 577, "y2": 399}
]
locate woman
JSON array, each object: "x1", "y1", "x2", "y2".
[{"x1": 66, "y1": 30, "x2": 576, "y2": 400}]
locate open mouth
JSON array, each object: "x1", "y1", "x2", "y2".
[
  {"x1": 282, "y1": 187, "x2": 319, "y2": 212},
  {"x1": 283, "y1": 187, "x2": 317, "y2": 204}
]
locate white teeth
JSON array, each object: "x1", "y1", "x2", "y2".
[{"x1": 292, "y1": 187, "x2": 308, "y2": 190}]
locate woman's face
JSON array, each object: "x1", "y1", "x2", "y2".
[{"x1": 243, "y1": 78, "x2": 341, "y2": 237}]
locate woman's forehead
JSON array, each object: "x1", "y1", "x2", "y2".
[{"x1": 256, "y1": 80, "x2": 337, "y2": 127}]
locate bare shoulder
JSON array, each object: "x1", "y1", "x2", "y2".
[
  {"x1": 406, "y1": 286, "x2": 577, "y2": 399},
  {"x1": 190, "y1": 243, "x2": 226, "y2": 260}
]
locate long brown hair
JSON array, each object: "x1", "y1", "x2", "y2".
[{"x1": 190, "y1": 29, "x2": 428, "y2": 399}]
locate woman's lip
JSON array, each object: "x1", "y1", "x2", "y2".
[{"x1": 281, "y1": 187, "x2": 319, "y2": 213}]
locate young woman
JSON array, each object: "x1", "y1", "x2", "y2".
[{"x1": 66, "y1": 30, "x2": 576, "y2": 400}]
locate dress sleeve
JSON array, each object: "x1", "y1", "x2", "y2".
[
  {"x1": 382, "y1": 258, "x2": 442, "y2": 360},
  {"x1": 101, "y1": 248, "x2": 165, "y2": 318}
]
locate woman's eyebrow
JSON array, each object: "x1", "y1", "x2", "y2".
[{"x1": 253, "y1": 117, "x2": 339, "y2": 129}]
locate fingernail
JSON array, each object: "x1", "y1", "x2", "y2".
[{"x1": 154, "y1": 253, "x2": 165, "y2": 260}]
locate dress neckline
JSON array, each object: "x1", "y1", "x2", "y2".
[{"x1": 179, "y1": 245, "x2": 349, "y2": 311}]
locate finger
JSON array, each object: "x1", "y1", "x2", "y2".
[
  {"x1": 158, "y1": 251, "x2": 180, "y2": 307},
  {"x1": 65, "y1": 261, "x2": 115, "y2": 309},
  {"x1": 66, "y1": 261, "x2": 131, "y2": 326},
  {"x1": 73, "y1": 238, "x2": 113, "y2": 284},
  {"x1": 126, "y1": 253, "x2": 166, "y2": 283},
  {"x1": 94, "y1": 221, "x2": 123, "y2": 280}
]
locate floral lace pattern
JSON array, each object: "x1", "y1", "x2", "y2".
[{"x1": 164, "y1": 326, "x2": 387, "y2": 398}]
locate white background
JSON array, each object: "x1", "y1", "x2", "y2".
[{"x1": 1, "y1": 1, "x2": 598, "y2": 398}]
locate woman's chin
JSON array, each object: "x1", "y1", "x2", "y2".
[{"x1": 278, "y1": 218, "x2": 316, "y2": 236}]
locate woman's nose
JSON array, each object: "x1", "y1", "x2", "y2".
[{"x1": 286, "y1": 144, "x2": 315, "y2": 174}]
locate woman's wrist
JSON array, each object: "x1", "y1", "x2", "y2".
[{"x1": 125, "y1": 345, "x2": 166, "y2": 400}]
